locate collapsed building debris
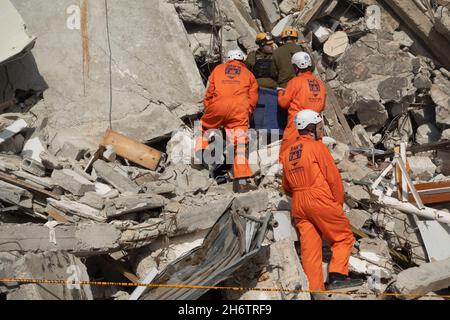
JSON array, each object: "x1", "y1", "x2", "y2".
[
  {"x1": 0, "y1": 251, "x2": 93, "y2": 300},
  {"x1": 1, "y1": 0, "x2": 450, "y2": 302}
]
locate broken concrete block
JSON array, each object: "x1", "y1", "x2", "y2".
[
  {"x1": 93, "y1": 160, "x2": 139, "y2": 194},
  {"x1": 355, "y1": 100, "x2": 388, "y2": 131},
  {"x1": 353, "y1": 154, "x2": 369, "y2": 168},
  {"x1": 393, "y1": 30, "x2": 414, "y2": 47},
  {"x1": 48, "y1": 198, "x2": 107, "y2": 222},
  {"x1": 218, "y1": 0, "x2": 258, "y2": 51},
  {"x1": 416, "y1": 123, "x2": 441, "y2": 145},
  {"x1": 3, "y1": 251, "x2": 93, "y2": 300},
  {"x1": 0, "y1": 157, "x2": 20, "y2": 172},
  {"x1": 435, "y1": 6, "x2": 450, "y2": 42},
  {"x1": 224, "y1": 240, "x2": 310, "y2": 300},
  {"x1": 105, "y1": 194, "x2": 167, "y2": 219},
  {"x1": 142, "y1": 181, "x2": 176, "y2": 195},
  {"x1": 0, "y1": 223, "x2": 121, "y2": 256},
  {"x1": 349, "y1": 256, "x2": 392, "y2": 279},
  {"x1": 337, "y1": 159, "x2": 369, "y2": 181},
  {"x1": 330, "y1": 141, "x2": 349, "y2": 164},
  {"x1": 414, "y1": 73, "x2": 432, "y2": 89},
  {"x1": 51, "y1": 169, "x2": 95, "y2": 196},
  {"x1": 232, "y1": 190, "x2": 269, "y2": 213},
  {"x1": 442, "y1": 129, "x2": 450, "y2": 140},
  {"x1": 255, "y1": 0, "x2": 281, "y2": 30},
  {"x1": 160, "y1": 164, "x2": 212, "y2": 195},
  {"x1": 346, "y1": 185, "x2": 371, "y2": 202},
  {"x1": 324, "y1": 31, "x2": 349, "y2": 59},
  {"x1": 436, "y1": 150, "x2": 450, "y2": 176},
  {"x1": 378, "y1": 76, "x2": 415, "y2": 103},
  {"x1": 346, "y1": 209, "x2": 371, "y2": 230},
  {"x1": 310, "y1": 21, "x2": 332, "y2": 43},
  {"x1": 174, "y1": 1, "x2": 213, "y2": 26},
  {"x1": 358, "y1": 238, "x2": 392, "y2": 268},
  {"x1": 352, "y1": 125, "x2": 373, "y2": 148},
  {"x1": 279, "y1": 0, "x2": 298, "y2": 14},
  {"x1": 166, "y1": 128, "x2": 194, "y2": 165},
  {"x1": 431, "y1": 74, "x2": 450, "y2": 126},
  {"x1": 119, "y1": 220, "x2": 163, "y2": 250},
  {"x1": 21, "y1": 158, "x2": 46, "y2": 177},
  {"x1": 21, "y1": 137, "x2": 46, "y2": 163},
  {"x1": 0, "y1": 133, "x2": 25, "y2": 154},
  {"x1": 0, "y1": 180, "x2": 33, "y2": 208},
  {"x1": 79, "y1": 192, "x2": 105, "y2": 210},
  {"x1": 0, "y1": 119, "x2": 28, "y2": 146},
  {"x1": 57, "y1": 141, "x2": 87, "y2": 161},
  {"x1": 272, "y1": 211, "x2": 295, "y2": 242},
  {"x1": 408, "y1": 156, "x2": 437, "y2": 181},
  {"x1": 103, "y1": 145, "x2": 117, "y2": 162},
  {"x1": 39, "y1": 151, "x2": 63, "y2": 170},
  {"x1": 174, "y1": 195, "x2": 235, "y2": 236},
  {"x1": 394, "y1": 257, "x2": 450, "y2": 299}
]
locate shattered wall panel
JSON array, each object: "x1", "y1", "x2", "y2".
[
  {"x1": 0, "y1": 0, "x2": 36, "y2": 64},
  {"x1": 9, "y1": 0, "x2": 205, "y2": 149}
]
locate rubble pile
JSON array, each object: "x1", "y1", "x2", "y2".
[{"x1": 1, "y1": 0, "x2": 450, "y2": 301}]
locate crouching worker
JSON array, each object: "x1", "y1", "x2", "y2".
[
  {"x1": 281, "y1": 110, "x2": 363, "y2": 291},
  {"x1": 194, "y1": 49, "x2": 259, "y2": 194}
]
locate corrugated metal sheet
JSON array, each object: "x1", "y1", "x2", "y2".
[
  {"x1": 0, "y1": 0, "x2": 36, "y2": 64},
  {"x1": 141, "y1": 204, "x2": 272, "y2": 300}
]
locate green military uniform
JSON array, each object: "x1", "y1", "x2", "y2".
[
  {"x1": 271, "y1": 43, "x2": 309, "y2": 88},
  {"x1": 245, "y1": 50, "x2": 278, "y2": 89}
]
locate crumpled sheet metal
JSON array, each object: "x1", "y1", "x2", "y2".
[{"x1": 141, "y1": 205, "x2": 271, "y2": 300}]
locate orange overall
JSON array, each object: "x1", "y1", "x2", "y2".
[
  {"x1": 278, "y1": 71, "x2": 326, "y2": 162},
  {"x1": 282, "y1": 135, "x2": 354, "y2": 290},
  {"x1": 196, "y1": 60, "x2": 259, "y2": 179}
]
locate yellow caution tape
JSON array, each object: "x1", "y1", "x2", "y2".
[{"x1": 0, "y1": 278, "x2": 449, "y2": 299}]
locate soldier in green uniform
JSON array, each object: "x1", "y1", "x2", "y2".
[
  {"x1": 246, "y1": 32, "x2": 287, "y2": 132},
  {"x1": 272, "y1": 27, "x2": 310, "y2": 88}
]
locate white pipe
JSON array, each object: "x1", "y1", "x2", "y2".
[
  {"x1": 373, "y1": 190, "x2": 450, "y2": 225},
  {"x1": 129, "y1": 268, "x2": 158, "y2": 300}
]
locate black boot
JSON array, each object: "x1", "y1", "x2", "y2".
[
  {"x1": 233, "y1": 179, "x2": 258, "y2": 193},
  {"x1": 326, "y1": 272, "x2": 364, "y2": 290}
]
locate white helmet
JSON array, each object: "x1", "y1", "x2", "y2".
[
  {"x1": 227, "y1": 49, "x2": 245, "y2": 61},
  {"x1": 295, "y1": 109, "x2": 322, "y2": 130},
  {"x1": 292, "y1": 52, "x2": 312, "y2": 70}
]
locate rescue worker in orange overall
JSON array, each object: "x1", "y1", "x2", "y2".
[
  {"x1": 282, "y1": 110, "x2": 363, "y2": 291},
  {"x1": 278, "y1": 51, "x2": 326, "y2": 162},
  {"x1": 195, "y1": 49, "x2": 259, "y2": 193}
]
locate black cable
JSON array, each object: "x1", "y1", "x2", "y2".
[{"x1": 105, "y1": 0, "x2": 113, "y2": 130}]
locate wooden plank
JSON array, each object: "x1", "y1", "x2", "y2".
[
  {"x1": 317, "y1": 63, "x2": 360, "y2": 147},
  {"x1": 47, "y1": 208, "x2": 70, "y2": 224},
  {"x1": 102, "y1": 129, "x2": 162, "y2": 171},
  {"x1": 377, "y1": 140, "x2": 450, "y2": 159},
  {"x1": 102, "y1": 255, "x2": 140, "y2": 283},
  {"x1": 0, "y1": 171, "x2": 61, "y2": 200},
  {"x1": 408, "y1": 192, "x2": 450, "y2": 205},
  {"x1": 413, "y1": 180, "x2": 450, "y2": 191}
]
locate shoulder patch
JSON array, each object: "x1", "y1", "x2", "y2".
[
  {"x1": 307, "y1": 79, "x2": 321, "y2": 97},
  {"x1": 289, "y1": 144, "x2": 303, "y2": 162},
  {"x1": 225, "y1": 65, "x2": 242, "y2": 79}
]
